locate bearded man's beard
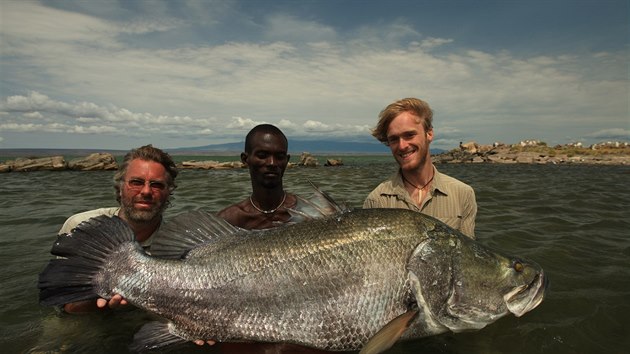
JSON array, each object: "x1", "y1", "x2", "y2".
[{"x1": 121, "y1": 200, "x2": 166, "y2": 224}]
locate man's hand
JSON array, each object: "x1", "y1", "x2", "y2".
[
  {"x1": 96, "y1": 294, "x2": 128, "y2": 309},
  {"x1": 63, "y1": 294, "x2": 128, "y2": 313},
  {"x1": 194, "y1": 340, "x2": 216, "y2": 346}
]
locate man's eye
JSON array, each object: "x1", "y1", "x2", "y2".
[
  {"x1": 149, "y1": 182, "x2": 166, "y2": 190},
  {"x1": 401, "y1": 132, "x2": 417, "y2": 140},
  {"x1": 129, "y1": 179, "x2": 144, "y2": 187}
]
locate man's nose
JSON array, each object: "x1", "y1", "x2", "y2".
[
  {"x1": 140, "y1": 182, "x2": 153, "y2": 194},
  {"x1": 396, "y1": 137, "x2": 411, "y2": 150}
]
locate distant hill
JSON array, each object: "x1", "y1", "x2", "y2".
[
  {"x1": 170, "y1": 140, "x2": 393, "y2": 155},
  {"x1": 0, "y1": 140, "x2": 446, "y2": 158}
]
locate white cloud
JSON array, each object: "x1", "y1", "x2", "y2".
[
  {"x1": 418, "y1": 37, "x2": 454, "y2": 50},
  {"x1": 264, "y1": 14, "x2": 337, "y2": 42},
  {"x1": 23, "y1": 112, "x2": 44, "y2": 119},
  {"x1": 303, "y1": 120, "x2": 332, "y2": 132},
  {"x1": 277, "y1": 119, "x2": 296, "y2": 129},
  {"x1": 0, "y1": 92, "x2": 220, "y2": 140},
  {"x1": 0, "y1": 1, "x2": 627, "y2": 149},
  {"x1": 226, "y1": 117, "x2": 265, "y2": 129}
]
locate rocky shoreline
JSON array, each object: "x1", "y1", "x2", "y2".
[
  {"x1": 434, "y1": 141, "x2": 630, "y2": 165},
  {"x1": 0, "y1": 152, "x2": 341, "y2": 173},
  {"x1": 1, "y1": 141, "x2": 629, "y2": 172}
]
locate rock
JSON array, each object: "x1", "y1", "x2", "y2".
[
  {"x1": 68, "y1": 153, "x2": 118, "y2": 171},
  {"x1": 477, "y1": 144, "x2": 494, "y2": 154},
  {"x1": 515, "y1": 153, "x2": 537, "y2": 164},
  {"x1": 10, "y1": 156, "x2": 67, "y2": 172},
  {"x1": 433, "y1": 153, "x2": 454, "y2": 163},
  {"x1": 325, "y1": 159, "x2": 343, "y2": 166},
  {"x1": 179, "y1": 160, "x2": 245, "y2": 169},
  {"x1": 180, "y1": 160, "x2": 220, "y2": 169},
  {"x1": 459, "y1": 141, "x2": 479, "y2": 154},
  {"x1": 217, "y1": 161, "x2": 246, "y2": 169},
  {"x1": 0, "y1": 163, "x2": 12, "y2": 173},
  {"x1": 298, "y1": 152, "x2": 319, "y2": 167}
]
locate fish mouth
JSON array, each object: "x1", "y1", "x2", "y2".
[{"x1": 505, "y1": 271, "x2": 548, "y2": 317}]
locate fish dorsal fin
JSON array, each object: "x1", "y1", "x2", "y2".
[
  {"x1": 150, "y1": 209, "x2": 246, "y2": 259},
  {"x1": 285, "y1": 181, "x2": 351, "y2": 224},
  {"x1": 359, "y1": 309, "x2": 419, "y2": 354},
  {"x1": 151, "y1": 183, "x2": 345, "y2": 257}
]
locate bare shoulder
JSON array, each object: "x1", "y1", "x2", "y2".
[{"x1": 217, "y1": 199, "x2": 249, "y2": 220}]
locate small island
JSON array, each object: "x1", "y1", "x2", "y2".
[{"x1": 434, "y1": 140, "x2": 630, "y2": 165}]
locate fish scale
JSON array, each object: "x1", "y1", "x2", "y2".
[{"x1": 116, "y1": 210, "x2": 418, "y2": 347}]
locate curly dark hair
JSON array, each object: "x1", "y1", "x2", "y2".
[
  {"x1": 244, "y1": 124, "x2": 288, "y2": 153},
  {"x1": 113, "y1": 144, "x2": 178, "y2": 204}
]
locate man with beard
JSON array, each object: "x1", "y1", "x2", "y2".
[
  {"x1": 217, "y1": 124, "x2": 299, "y2": 230},
  {"x1": 363, "y1": 97, "x2": 477, "y2": 239},
  {"x1": 57, "y1": 144, "x2": 178, "y2": 313}
]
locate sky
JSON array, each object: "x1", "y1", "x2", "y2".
[{"x1": 0, "y1": 0, "x2": 628, "y2": 151}]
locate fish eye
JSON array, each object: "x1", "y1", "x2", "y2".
[{"x1": 512, "y1": 261, "x2": 524, "y2": 273}]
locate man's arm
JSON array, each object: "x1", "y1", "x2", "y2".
[{"x1": 459, "y1": 188, "x2": 477, "y2": 239}]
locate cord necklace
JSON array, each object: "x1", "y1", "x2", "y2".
[
  {"x1": 249, "y1": 192, "x2": 287, "y2": 214},
  {"x1": 402, "y1": 173, "x2": 434, "y2": 203}
]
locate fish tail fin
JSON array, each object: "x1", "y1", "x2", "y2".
[{"x1": 38, "y1": 215, "x2": 137, "y2": 306}]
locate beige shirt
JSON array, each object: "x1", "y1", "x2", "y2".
[
  {"x1": 363, "y1": 166, "x2": 477, "y2": 238},
  {"x1": 58, "y1": 207, "x2": 154, "y2": 249}
]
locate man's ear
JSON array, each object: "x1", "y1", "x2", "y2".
[
  {"x1": 287, "y1": 154, "x2": 291, "y2": 162},
  {"x1": 240, "y1": 152, "x2": 248, "y2": 164},
  {"x1": 426, "y1": 128, "x2": 434, "y2": 143}
]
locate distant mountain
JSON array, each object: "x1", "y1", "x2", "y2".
[{"x1": 0, "y1": 140, "x2": 446, "y2": 158}]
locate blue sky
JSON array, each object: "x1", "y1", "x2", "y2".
[{"x1": 1, "y1": 0, "x2": 628, "y2": 150}]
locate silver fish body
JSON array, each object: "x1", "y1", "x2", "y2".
[{"x1": 39, "y1": 208, "x2": 547, "y2": 352}]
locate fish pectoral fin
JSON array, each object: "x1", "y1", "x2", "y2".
[
  {"x1": 359, "y1": 309, "x2": 419, "y2": 354},
  {"x1": 129, "y1": 321, "x2": 187, "y2": 351},
  {"x1": 287, "y1": 181, "x2": 351, "y2": 223}
]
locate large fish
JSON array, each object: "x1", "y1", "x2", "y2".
[{"x1": 39, "y1": 204, "x2": 547, "y2": 353}]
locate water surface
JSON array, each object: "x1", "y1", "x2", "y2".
[{"x1": 1, "y1": 158, "x2": 628, "y2": 353}]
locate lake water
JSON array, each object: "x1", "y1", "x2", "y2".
[{"x1": 1, "y1": 156, "x2": 629, "y2": 354}]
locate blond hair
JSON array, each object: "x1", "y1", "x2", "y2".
[{"x1": 372, "y1": 98, "x2": 433, "y2": 144}]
